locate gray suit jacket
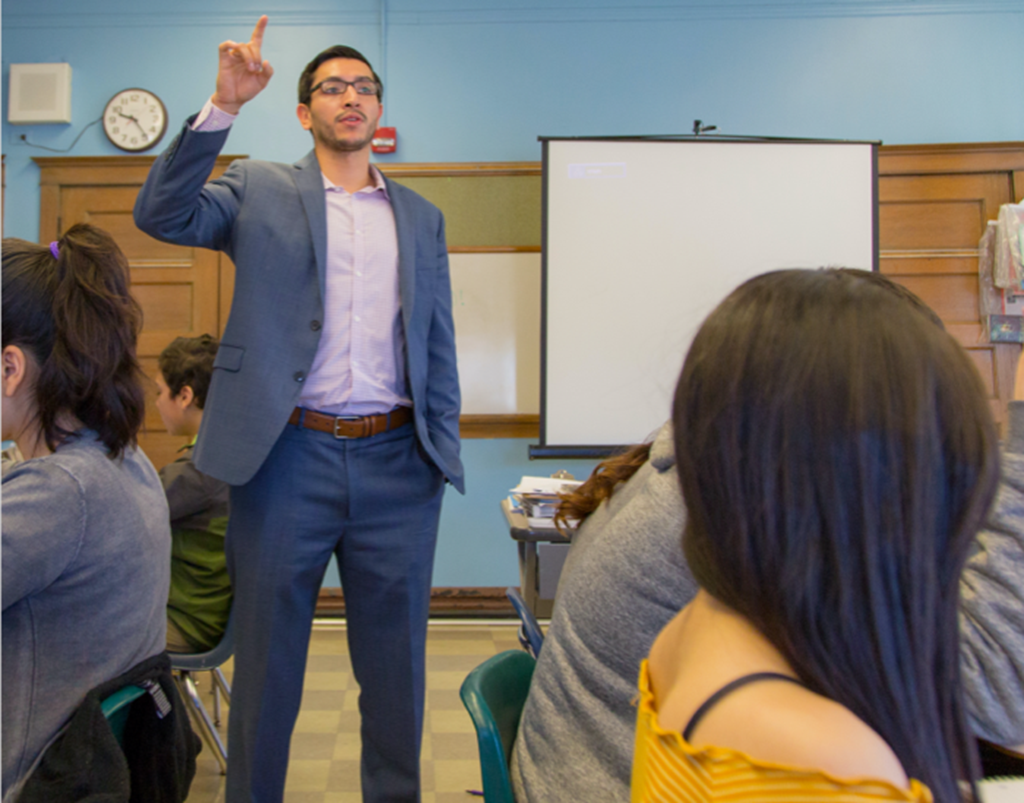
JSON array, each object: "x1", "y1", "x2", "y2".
[{"x1": 134, "y1": 120, "x2": 463, "y2": 492}]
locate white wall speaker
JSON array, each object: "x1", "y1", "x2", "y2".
[{"x1": 8, "y1": 63, "x2": 72, "y2": 125}]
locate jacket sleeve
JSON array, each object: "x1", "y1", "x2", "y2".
[
  {"x1": 133, "y1": 117, "x2": 245, "y2": 252},
  {"x1": 960, "y1": 400, "x2": 1024, "y2": 745},
  {"x1": 424, "y1": 212, "x2": 463, "y2": 492}
]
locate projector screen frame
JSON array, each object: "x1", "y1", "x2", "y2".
[{"x1": 531, "y1": 134, "x2": 880, "y2": 460}]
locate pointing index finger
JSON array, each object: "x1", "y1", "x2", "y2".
[{"x1": 251, "y1": 15, "x2": 268, "y2": 49}]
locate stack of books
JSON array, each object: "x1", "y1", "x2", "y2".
[{"x1": 509, "y1": 476, "x2": 583, "y2": 530}]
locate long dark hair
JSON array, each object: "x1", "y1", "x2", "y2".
[
  {"x1": 2, "y1": 225, "x2": 145, "y2": 458},
  {"x1": 673, "y1": 268, "x2": 996, "y2": 802}
]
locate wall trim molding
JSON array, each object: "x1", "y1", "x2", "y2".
[
  {"x1": 317, "y1": 586, "x2": 514, "y2": 618},
  {"x1": 378, "y1": 162, "x2": 541, "y2": 177},
  {"x1": 461, "y1": 415, "x2": 539, "y2": 439},
  {"x1": 6, "y1": 3, "x2": 1020, "y2": 29}
]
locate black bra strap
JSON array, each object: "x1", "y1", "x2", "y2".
[{"x1": 682, "y1": 672, "x2": 806, "y2": 743}]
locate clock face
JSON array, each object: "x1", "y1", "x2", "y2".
[{"x1": 103, "y1": 88, "x2": 167, "y2": 152}]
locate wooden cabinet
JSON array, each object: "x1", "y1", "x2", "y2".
[
  {"x1": 878, "y1": 142, "x2": 1024, "y2": 431},
  {"x1": 34, "y1": 156, "x2": 239, "y2": 469}
]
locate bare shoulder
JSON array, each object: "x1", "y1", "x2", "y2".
[
  {"x1": 646, "y1": 608, "x2": 688, "y2": 699},
  {"x1": 691, "y1": 679, "x2": 911, "y2": 789}
]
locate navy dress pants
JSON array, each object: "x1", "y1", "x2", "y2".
[{"x1": 223, "y1": 420, "x2": 445, "y2": 803}]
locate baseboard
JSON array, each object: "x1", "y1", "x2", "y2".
[{"x1": 316, "y1": 586, "x2": 514, "y2": 618}]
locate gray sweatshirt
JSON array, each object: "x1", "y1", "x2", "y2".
[
  {"x1": 961, "y1": 400, "x2": 1024, "y2": 745},
  {"x1": 2, "y1": 433, "x2": 170, "y2": 798},
  {"x1": 512, "y1": 411, "x2": 1024, "y2": 802}
]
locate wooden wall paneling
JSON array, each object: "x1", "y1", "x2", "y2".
[
  {"x1": 878, "y1": 143, "x2": 1024, "y2": 432},
  {"x1": 34, "y1": 155, "x2": 241, "y2": 469},
  {"x1": 876, "y1": 142, "x2": 1024, "y2": 176},
  {"x1": 34, "y1": 158, "x2": 546, "y2": 451},
  {"x1": 35, "y1": 148, "x2": 1024, "y2": 455}
]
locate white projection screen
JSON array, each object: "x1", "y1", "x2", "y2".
[{"x1": 536, "y1": 137, "x2": 878, "y2": 458}]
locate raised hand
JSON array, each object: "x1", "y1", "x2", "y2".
[{"x1": 211, "y1": 15, "x2": 274, "y2": 115}]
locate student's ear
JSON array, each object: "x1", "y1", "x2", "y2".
[
  {"x1": 2, "y1": 346, "x2": 28, "y2": 398},
  {"x1": 177, "y1": 385, "x2": 196, "y2": 409},
  {"x1": 296, "y1": 103, "x2": 312, "y2": 131}
]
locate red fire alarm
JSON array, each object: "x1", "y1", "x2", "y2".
[{"x1": 372, "y1": 126, "x2": 397, "y2": 154}]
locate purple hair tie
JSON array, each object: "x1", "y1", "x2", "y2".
[{"x1": 49, "y1": 241, "x2": 60, "y2": 259}]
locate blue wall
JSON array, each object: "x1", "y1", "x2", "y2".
[{"x1": 3, "y1": 1, "x2": 1022, "y2": 586}]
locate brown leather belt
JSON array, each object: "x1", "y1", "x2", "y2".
[{"x1": 287, "y1": 406, "x2": 413, "y2": 439}]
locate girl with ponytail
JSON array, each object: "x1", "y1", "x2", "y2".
[
  {"x1": 2, "y1": 224, "x2": 145, "y2": 457},
  {"x1": 2, "y1": 225, "x2": 171, "y2": 798}
]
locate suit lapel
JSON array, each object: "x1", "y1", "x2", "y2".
[
  {"x1": 293, "y1": 150, "x2": 328, "y2": 299},
  {"x1": 386, "y1": 176, "x2": 416, "y2": 324}
]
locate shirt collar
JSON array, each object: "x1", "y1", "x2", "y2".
[{"x1": 321, "y1": 165, "x2": 390, "y2": 200}]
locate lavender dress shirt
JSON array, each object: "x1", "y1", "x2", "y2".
[{"x1": 194, "y1": 101, "x2": 409, "y2": 415}]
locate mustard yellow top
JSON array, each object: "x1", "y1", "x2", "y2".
[{"x1": 631, "y1": 661, "x2": 933, "y2": 803}]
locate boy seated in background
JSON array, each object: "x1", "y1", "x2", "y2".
[{"x1": 155, "y1": 335, "x2": 232, "y2": 653}]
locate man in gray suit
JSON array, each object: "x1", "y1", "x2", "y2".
[{"x1": 134, "y1": 16, "x2": 463, "y2": 803}]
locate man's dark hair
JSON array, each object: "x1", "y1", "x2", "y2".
[
  {"x1": 298, "y1": 45, "x2": 383, "y2": 104},
  {"x1": 158, "y1": 334, "x2": 219, "y2": 410}
]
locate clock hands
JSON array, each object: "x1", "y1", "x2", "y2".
[
  {"x1": 117, "y1": 111, "x2": 148, "y2": 139},
  {"x1": 118, "y1": 111, "x2": 143, "y2": 126}
]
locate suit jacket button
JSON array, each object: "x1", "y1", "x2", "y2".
[
  {"x1": 310, "y1": 320, "x2": 322, "y2": 331},
  {"x1": 294, "y1": 371, "x2": 306, "y2": 383}
]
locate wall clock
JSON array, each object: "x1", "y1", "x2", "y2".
[{"x1": 102, "y1": 88, "x2": 168, "y2": 152}]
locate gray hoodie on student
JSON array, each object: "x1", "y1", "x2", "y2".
[{"x1": 512, "y1": 410, "x2": 1024, "y2": 802}]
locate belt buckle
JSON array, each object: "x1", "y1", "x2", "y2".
[{"x1": 333, "y1": 415, "x2": 363, "y2": 439}]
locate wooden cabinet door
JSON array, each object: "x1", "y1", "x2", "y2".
[
  {"x1": 35, "y1": 156, "x2": 239, "y2": 470},
  {"x1": 878, "y1": 144, "x2": 1024, "y2": 431}
]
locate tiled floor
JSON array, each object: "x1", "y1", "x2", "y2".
[{"x1": 184, "y1": 621, "x2": 522, "y2": 803}]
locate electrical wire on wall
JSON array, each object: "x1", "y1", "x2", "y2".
[{"x1": 18, "y1": 117, "x2": 102, "y2": 152}]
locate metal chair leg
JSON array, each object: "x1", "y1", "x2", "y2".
[
  {"x1": 175, "y1": 671, "x2": 228, "y2": 774},
  {"x1": 211, "y1": 667, "x2": 231, "y2": 725}
]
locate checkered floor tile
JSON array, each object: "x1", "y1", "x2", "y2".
[{"x1": 184, "y1": 621, "x2": 522, "y2": 803}]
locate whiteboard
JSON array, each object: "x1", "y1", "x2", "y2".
[
  {"x1": 541, "y1": 137, "x2": 877, "y2": 452},
  {"x1": 449, "y1": 252, "x2": 540, "y2": 414}
]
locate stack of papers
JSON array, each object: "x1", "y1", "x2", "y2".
[
  {"x1": 509, "y1": 476, "x2": 583, "y2": 530},
  {"x1": 980, "y1": 777, "x2": 1024, "y2": 802}
]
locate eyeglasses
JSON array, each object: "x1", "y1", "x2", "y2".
[{"x1": 309, "y1": 78, "x2": 380, "y2": 99}]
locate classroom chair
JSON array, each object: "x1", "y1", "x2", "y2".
[
  {"x1": 169, "y1": 613, "x2": 233, "y2": 774},
  {"x1": 460, "y1": 649, "x2": 536, "y2": 803},
  {"x1": 100, "y1": 684, "x2": 147, "y2": 747},
  {"x1": 505, "y1": 586, "x2": 544, "y2": 658}
]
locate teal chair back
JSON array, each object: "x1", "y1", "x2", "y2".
[
  {"x1": 100, "y1": 684, "x2": 147, "y2": 746},
  {"x1": 459, "y1": 650, "x2": 536, "y2": 803}
]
